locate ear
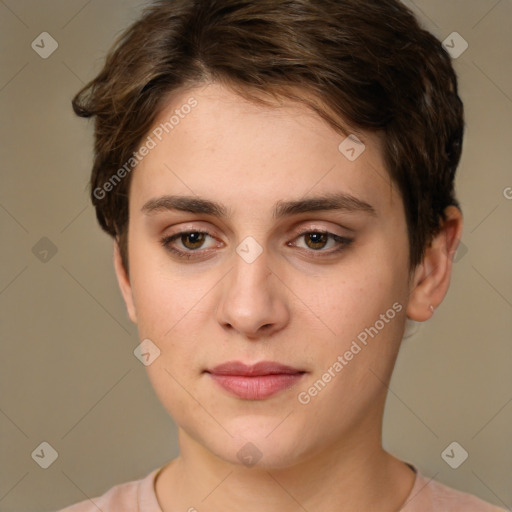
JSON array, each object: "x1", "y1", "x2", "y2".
[
  {"x1": 406, "y1": 206, "x2": 463, "y2": 322},
  {"x1": 113, "y1": 239, "x2": 137, "y2": 324}
]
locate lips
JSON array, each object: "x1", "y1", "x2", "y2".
[{"x1": 205, "y1": 361, "x2": 306, "y2": 400}]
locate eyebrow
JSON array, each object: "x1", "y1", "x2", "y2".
[{"x1": 141, "y1": 192, "x2": 377, "y2": 219}]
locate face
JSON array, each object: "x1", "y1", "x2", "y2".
[{"x1": 116, "y1": 82, "x2": 414, "y2": 469}]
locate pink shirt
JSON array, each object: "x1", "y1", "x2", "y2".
[{"x1": 58, "y1": 464, "x2": 507, "y2": 511}]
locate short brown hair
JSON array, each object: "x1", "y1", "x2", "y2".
[{"x1": 72, "y1": 0, "x2": 464, "y2": 275}]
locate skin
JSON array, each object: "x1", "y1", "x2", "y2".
[{"x1": 113, "y1": 82, "x2": 463, "y2": 511}]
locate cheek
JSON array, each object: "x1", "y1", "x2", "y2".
[
  {"x1": 128, "y1": 239, "x2": 196, "y2": 336},
  {"x1": 128, "y1": 245, "x2": 217, "y2": 374},
  {"x1": 298, "y1": 258, "x2": 402, "y2": 336},
  {"x1": 294, "y1": 247, "x2": 408, "y2": 381}
]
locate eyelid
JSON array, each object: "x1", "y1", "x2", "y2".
[
  {"x1": 163, "y1": 222, "x2": 347, "y2": 243},
  {"x1": 290, "y1": 223, "x2": 351, "y2": 238},
  {"x1": 162, "y1": 229, "x2": 221, "y2": 250},
  {"x1": 288, "y1": 227, "x2": 353, "y2": 254},
  {"x1": 160, "y1": 223, "x2": 354, "y2": 261}
]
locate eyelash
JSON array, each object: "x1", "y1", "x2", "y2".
[{"x1": 160, "y1": 229, "x2": 354, "y2": 260}]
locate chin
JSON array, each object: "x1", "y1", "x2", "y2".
[{"x1": 203, "y1": 425, "x2": 315, "y2": 471}]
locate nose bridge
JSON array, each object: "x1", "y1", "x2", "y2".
[
  {"x1": 216, "y1": 236, "x2": 288, "y2": 336},
  {"x1": 229, "y1": 238, "x2": 273, "y2": 307}
]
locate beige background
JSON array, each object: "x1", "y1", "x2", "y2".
[{"x1": 0, "y1": 1, "x2": 511, "y2": 510}]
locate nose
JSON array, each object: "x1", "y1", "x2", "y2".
[{"x1": 215, "y1": 243, "x2": 290, "y2": 339}]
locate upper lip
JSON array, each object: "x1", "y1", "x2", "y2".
[{"x1": 206, "y1": 361, "x2": 305, "y2": 376}]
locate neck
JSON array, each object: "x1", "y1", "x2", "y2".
[{"x1": 155, "y1": 423, "x2": 416, "y2": 511}]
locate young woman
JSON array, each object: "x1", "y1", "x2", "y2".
[{"x1": 61, "y1": 1, "x2": 505, "y2": 510}]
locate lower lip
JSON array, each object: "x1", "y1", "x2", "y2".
[{"x1": 208, "y1": 373, "x2": 304, "y2": 400}]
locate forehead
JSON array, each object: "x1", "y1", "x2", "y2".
[{"x1": 130, "y1": 82, "x2": 399, "y2": 220}]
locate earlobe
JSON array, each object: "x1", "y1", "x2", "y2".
[
  {"x1": 113, "y1": 240, "x2": 138, "y2": 324},
  {"x1": 406, "y1": 206, "x2": 463, "y2": 322}
]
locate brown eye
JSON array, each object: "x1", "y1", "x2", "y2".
[
  {"x1": 160, "y1": 230, "x2": 217, "y2": 259},
  {"x1": 180, "y1": 232, "x2": 207, "y2": 249},
  {"x1": 290, "y1": 229, "x2": 354, "y2": 256},
  {"x1": 303, "y1": 232, "x2": 329, "y2": 250}
]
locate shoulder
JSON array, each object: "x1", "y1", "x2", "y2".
[
  {"x1": 56, "y1": 466, "x2": 164, "y2": 512},
  {"x1": 56, "y1": 479, "x2": 139, "y2": 512},
  {"x1": 403, "y1": 469, "x2": 507, "y2": 512}
]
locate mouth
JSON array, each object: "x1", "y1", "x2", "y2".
[{"x1": 204, "y1": 361, "x2": 306, "y2": 400}]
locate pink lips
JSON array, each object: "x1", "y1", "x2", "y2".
[{"x1": 205, "y1": 361, "x2": 305, "y2": 400}]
